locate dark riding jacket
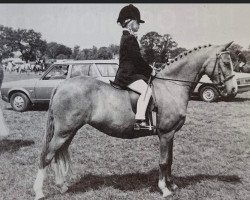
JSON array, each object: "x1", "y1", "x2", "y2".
[{"x1": 114, "y1": 30, "x2": 152, "y2": 87}]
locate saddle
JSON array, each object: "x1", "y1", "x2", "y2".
[{"x1": 110, "y1": 81, "x2": 158, "y2": 132}]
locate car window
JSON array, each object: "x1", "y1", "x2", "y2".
[
  {"x1": 96, "y1": 63, "x2": 118, "y2": 77},
  {"x1": 89, "y1": 65, "x2": 98, "y2": 77},
  {"x1": 71, "y1": 64, "x2": 98, "y2": 78},
  {"x1": 44, "y1": 65, "x2": 69, "y2": 80}
]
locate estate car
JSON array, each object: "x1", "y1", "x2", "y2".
[{"x1": 1, "y1": 60, "x2": 119, "y2": 111}]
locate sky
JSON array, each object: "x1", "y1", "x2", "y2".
[{"x1": 0, "y1": 3, "x2": 249, "y2": 50}]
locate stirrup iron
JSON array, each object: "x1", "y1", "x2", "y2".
[{"x1": 134, "y1": 122, "x2": 154, "y2": 131}]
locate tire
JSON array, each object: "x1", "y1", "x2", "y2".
[
  {"x1": 10, "y1": 92, "x2": 31, "y2": 112},
  {"x1": 199, "y1": 85, "x2": 219, "y2": 102}
]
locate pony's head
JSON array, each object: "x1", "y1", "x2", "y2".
[{"x1": 203, "y1": 41, "x2": 237, "y2": 97}]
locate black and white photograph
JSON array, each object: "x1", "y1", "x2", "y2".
[{"x1": 0, "y1": 3, "x2": 249, "y2": 200}]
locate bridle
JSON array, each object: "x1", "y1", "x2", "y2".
[
  {"x1": 210, "y1": 50, "x2": 235, "y2": 86},
  {"x1": 153, "y1": 50, "x2": 235, "y2": 87}
]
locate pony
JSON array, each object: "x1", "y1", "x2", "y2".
[{"x1": 33, "y1": 42, "x2": 237, "y2": 199}]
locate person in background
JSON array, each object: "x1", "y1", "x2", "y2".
[
  {"x1": 114, "y1": 4, "x2": 156, "y2": 130},
  {"x1": 235, "y1": 50, "x2": 247, "y2": 72}
]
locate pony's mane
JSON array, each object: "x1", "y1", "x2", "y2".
[{"x1": 165, "y1": 44, "x2": 213, "y2": 67}]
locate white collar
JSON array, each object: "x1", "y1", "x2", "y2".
[{"x1": 123, "y1": 28, "x2": 138, "y2": 39}]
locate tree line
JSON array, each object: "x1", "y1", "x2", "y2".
[
  {"x1": 0, "y1": 25, "x2": 120, "y2": 62},
  {"x1": 0, "y1": 25, "x2": 249, "y2": 65},
  {"x1": 0, "y1": 25, "x2": 188, "y2": 64}
]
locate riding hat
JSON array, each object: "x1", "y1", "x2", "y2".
[{"x1": 117, "y1": 4, "x2": 145, "y2": 25}]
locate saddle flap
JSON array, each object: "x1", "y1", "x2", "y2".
[
  {"x1": 109, "y1": 81, "x2": 157, "y2": 129},
  {"x1": 128, "y1": 91, "x2": 140, "y2": 113}
]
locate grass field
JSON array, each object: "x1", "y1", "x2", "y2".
[{"x1": 0, "y1": 72, "x2": 249, "y2": 200}]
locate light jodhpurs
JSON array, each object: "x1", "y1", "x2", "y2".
[{"x1": 127, "y1": 79, "x2": 152, "y2": 120}]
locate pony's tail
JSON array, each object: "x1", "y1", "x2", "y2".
[
  {"x1": 45, "y1": 87, "x2": 58, "y2": 145},
  {"x1": 48, "y1": 86, "x2": 72, "y2": 183},
  {"x1": 39, "y1": 87, "x2": 57, "y2": 169},
  {"x1": 38, "y1": 86, "x2": 72, "y2": 187},
  {"x1": 35, "y1": 86, "x2": 71, "y2": 196},
  {"x1": 52, "y1": 144, "x2": 72, "y2": 184}
]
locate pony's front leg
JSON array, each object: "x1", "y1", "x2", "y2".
[{"x1": 158, "y1": 131, "x2": 178, "y2": 197}]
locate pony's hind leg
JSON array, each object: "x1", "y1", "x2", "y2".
[
  {"x1": 33, "y1": 140, "x2": 55, "y2": 200},
  {"x1": 34, "y1": 127, "x2": 75, "y2": 200},
  {"x1": 33, "y1": 167, "x2": 47, "y2": 200}
]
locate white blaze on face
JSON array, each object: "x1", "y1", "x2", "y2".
[
  {"x1": 231, "y1": 63, "x2": 238, "y2": 94},
  {"x1": 227, "y1": 60, "x2": 238, "y2": 94},
  {"x1": 225, "y1": 74, "x2": 238, "y2": 94},
  {"x1": 219, "y1": 51, "x2": 238, "y2": 95}
]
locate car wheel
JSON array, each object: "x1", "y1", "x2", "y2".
[
  {"x1": 10, "y1": 92, "x2": 31, "y2": 112},
  {"x1": 199, "y1": 86, "x2": 219, "y2": 102}
]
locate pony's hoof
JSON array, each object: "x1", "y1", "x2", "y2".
[
  {"x1": 60, "y1": 185, "x2": 68, "y2": 194},
  {"x1": 170, "y1": 183, "x2": 178, "y2": 191},
  {"x1": 34, "y1": 194, "x2": 45, "y2": 200},
  {"x1": 162, "y1": 189, "x2": 172, "y2": 198}
]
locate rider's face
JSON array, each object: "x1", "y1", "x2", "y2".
[{"x1": 130, "y1": 20, "x2": 140, "y2": 32}]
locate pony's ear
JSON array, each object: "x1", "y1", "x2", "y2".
[{"x1": 221, "y1": 41, "x2": 234, "y2": 51}]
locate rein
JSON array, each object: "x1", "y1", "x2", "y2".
[{"x1": 153, "y1": 76, "x2": 221, "y2": 86}]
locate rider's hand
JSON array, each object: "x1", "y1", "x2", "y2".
[
  {"x1": 151, "y1": 68, "x2": 157, "y2": 76},
  {"x1": 150, "y1": 62, "x2": 156, "y2": 76}
]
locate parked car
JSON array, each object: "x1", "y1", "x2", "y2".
[
  {"x1": 1, "y1": 60, "x2": 119, "y2": 112},
  {"x1": 192, "y1": 72, "x2": 250, "y2": 102}
]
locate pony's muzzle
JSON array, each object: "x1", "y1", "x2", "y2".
[{"x1": 231, "y1": 87, "x2": 237, "y2": 95}]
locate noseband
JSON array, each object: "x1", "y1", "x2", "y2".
[{"x1": 211, "y1": 51, "x2": 235, "y2": 85}]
